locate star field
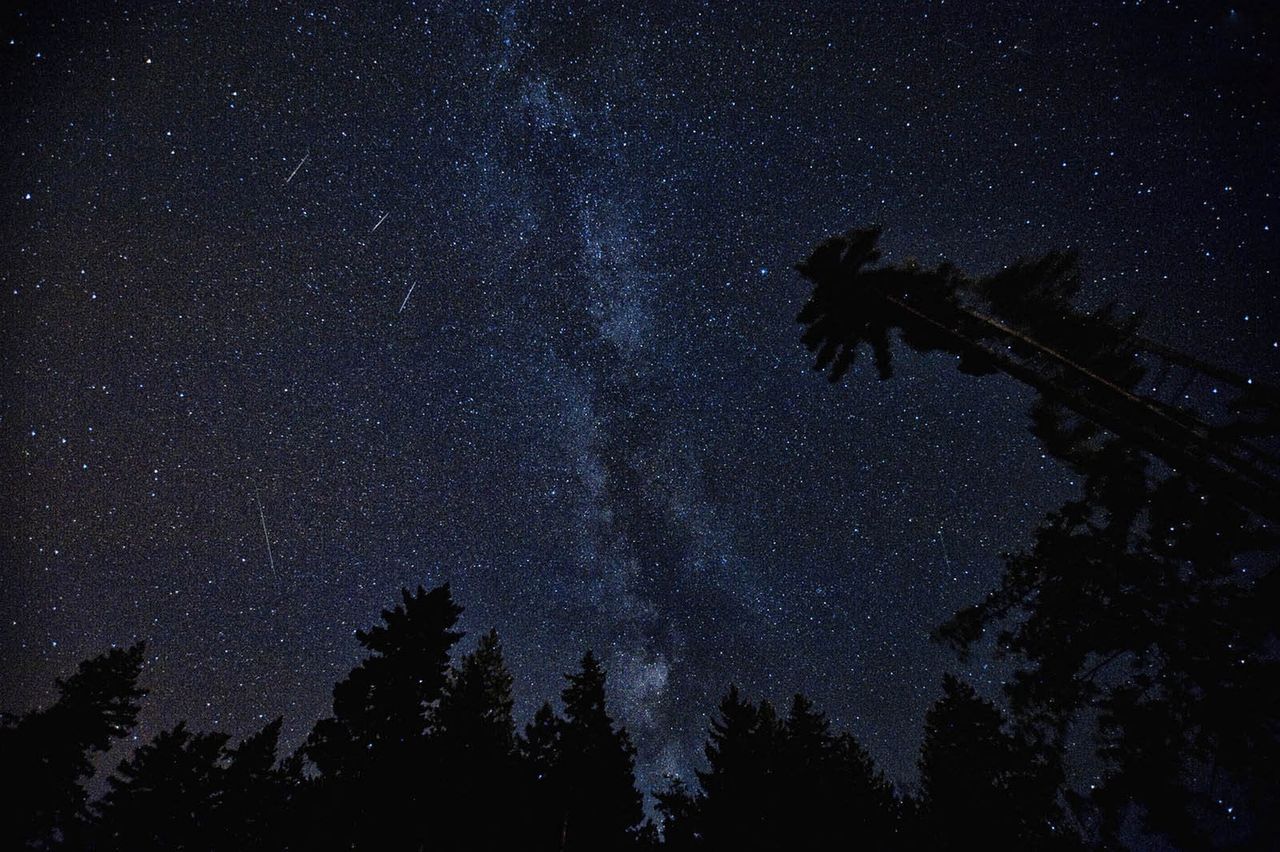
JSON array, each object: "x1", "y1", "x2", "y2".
[{"x1": 3, "y1": 1, "x2": 1277, "y2": 797}]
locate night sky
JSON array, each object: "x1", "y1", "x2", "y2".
[{"x1": 3, "y1": 1, "x2": 1277, "y2": 798}]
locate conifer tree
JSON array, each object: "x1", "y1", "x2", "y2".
[
  {"x1": 697, "y1": 689, "x2": 781, "y2": 849},
  {"x1": 519, "y1": 700, "x2": 567, "y2": 850},
  {"x1": 436, "y1": 628, "x2": 516, "y2": 759},
  {"x1": 91, "y1": 717, "x2": 289, "y2": 852},
  {"x1": 557, "y1": 650, "x2": 643, "y2": 851},
  {"x1": 918, "y1": 675, "x2": 1071, "y2": 849},
  {"x1": 684, "y1": 687, "x2": 899, "y2": 850},
  {"x1": 302, "y1": 583, "x2": 463, "y2": 850},
  {"x1": 653, "y1": 776, "x2": 703, "y2": 850},
  {"x1": 93, "y1": 722, "x2": 230, "y2": 851},
  {"x1": 221, "y1": 717, "x2": 290, "y2": 852},
  {"x1": 0, "y1": 642, "x2": 147, "y2": 849},
  {"x1": 521, "y1": 700, "x2": 562, "y2": 782},
  {"x1": 434, "y1": 628, "x2": 523, "y2": 850}
]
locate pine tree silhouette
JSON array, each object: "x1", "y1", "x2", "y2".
[
  {"x1": 557, "y1": 650, "x2": 644, "y2": 851},
  {"x1": 797, "y1": 226, "x2": 1280, "y2": 847},
  {"x1": 690, "y1": 685, "x2": 776, "y2": 848},
  {"x1": 302, "y1": 583, "x2": 463, "y2": 850},
  {"x1": 90, "y1": 716, "x2": 289, "y2": 852},
  {"x1": 779, "y1": 693, "x2": 897, "y2": 848},
  {"x1": 221, "y1": 717, "x2": 290, "y2": 852},
  {"x1": 917, "y1": 675, "x2": 1073, "y2": 850},
  {"x1": 679, "y1": 687, "x2": 899, "y2": 851},
  {"x1": 520, "y1": 700, "x2": 567, "y2": 850},
  {"x1": 434, "y1": 628, "x2": 525, "y2": 850},
  {"x1": 653, "y1": 776, "x2": 703, "y2": 850},
  {"x1": 93, "y1": 722, "x2": 229, "y2": 851},
  {"x1": 0, "y1": 642, "x2": 146, "y2": 850}
]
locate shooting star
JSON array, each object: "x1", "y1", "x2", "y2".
[
  {"x1": 398, "y1": 282, "x2": 416, "y2": 314},
  {"x1": 371, "y1": 212, "x2": 390, "y2": 232},
  {"x1": 284, "y1": 151, "x2": 309, "y2": 185},
  {"x1": 254, "y1": 493, "x2": 280, "y2": 584},
  {"x1": 938, "y1": 522, "x2": 954, "y2": 576}
]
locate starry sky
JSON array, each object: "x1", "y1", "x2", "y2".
[{"x1": 3, "y1": 1, "x2": 1277, "y2": 797}]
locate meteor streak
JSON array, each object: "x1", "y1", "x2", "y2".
[
  {"x1": 398, "y1": 282, "x2": 416, "y2": 314},
  {"x1": 284, "y1": 151, "x2": 309, "y2": 184},
  {"x1": 255, "y1": 493, "x2": 280, "y2": 583}
]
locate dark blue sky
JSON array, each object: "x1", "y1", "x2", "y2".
[{"x1": 3, "y1": 1, "x2": 1276, "y2": 796}]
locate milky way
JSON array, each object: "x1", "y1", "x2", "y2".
[{"x1": 3, "y1": 2, "x2": 1276, "y2": 797}]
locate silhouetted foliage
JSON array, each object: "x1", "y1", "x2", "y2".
[
  {"x1": 660, "y1": 686, "x2": 899, "y2": 850},
  {"x1": 557, "y1": 650, "x2": 645, "y2": 850},
  {"x1": 433, "y1": 628, "x2": 525, "y2": 850},
  {"x1": 92, "y1": 719, "x2": 289, "y2": 852},
  {"x1": 94, "y1": 723, "x2": 228, "y2": 851},
  {"x1": 940, "y1": 463, "x2": 1280, "y2": 848},
  {"x1": 798, "y1": 226, "x2": 1280, "y2": 848},
  {"x1": 0, "y1": 642, "x2": 146, "y2": 850},
  {"x1": 220, "y1": 717, "x2": 292, "y2": 851},
  {"x1": 15, "y1": 565, "x2": 1269, "y2": 849},
  {"x1": 917, "y1": 675, "x2": 1075, "y2": 850},
  {"x1": 302, "y1": 583, "x2": 463, "y2": 850},
  {"x1": 795, "y1": 227, "x2": 1280, "y2": 520},
  {"x1": 2, "y1": 580, "x2": 1187, "y2": 849},
  {"x1": 520, "y1": 699, "x2": 568, "y2": 848},
  {"x1": 11, "y1": 414, "x2": 1276, "y2": 852}
]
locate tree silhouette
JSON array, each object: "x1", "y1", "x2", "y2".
[
  {"x1": 221, "y1": 717, "x2": 291, "y2": 852},
  {"x1": 520, "y1": 700, "x2": 568, "y2": 850},
  {"x1": 94, "y1": 722, "x2": 225, "y2": 851},
  {"x1": 795, "y1": 227, "x2": 1280, "y2": 521},
  {"x1": 666, "y1": 686, "x2": 899, "y2": 850},
  {"x1": 691, "y1": 685, "x2": 778, "y2": 848},
  {"x1": 557, "y1": 650, "x2": 644, "y2": 851},
  {"x1": 91, "y1": 717, "x2": 289, "y2": 852},
  {"x1": 0, "y1": 642, "x2": 146, "y2": 850},
  {"x1": 653, "y1": 776, "x2": 703, "y2": 850},
  {"x1": 779, "y1": 694, "x2": 899, "y2": 848},
  {"x1": 15, "y1": 564, "x2": 1270, "y2": 847},
  {"x1": 937, "y1": 455, "x2": 1280, "y2": 845},
  {"x1": 437, "y1": 629, "x2": 516, "y2": 755},
  {"x1": 302, "y1": 583, "x2": 463, "y2": 850},
  {"x1": 795, "y1": 226, "x2": 1280, "y2": 847},
  {"x1": 433, "y1": 628, "x2": 525, "y2": 850},
  {"x1": 917, "y1": 675, "x2": 1074, "y2": 850}
]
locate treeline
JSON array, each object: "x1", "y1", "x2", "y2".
[
  {"x1": 7, "y1": 227, "x2": 1277, "y2": 850},
  {"x1": 5, "y1": 584, "x2": 1076, "y2": 851}
]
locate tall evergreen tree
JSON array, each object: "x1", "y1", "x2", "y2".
[
  {"x1": 433, "y1": 628, "x2": 523, "y2": 850},
  {"x1": 694, "y1": 686, "x2": 776, "y2": 849},
  {"x1": 436, "y1": 629, "x2": 516, "y2": 759},
  {"x1": 91, "y1": 717, "x2": 289, "y2": 852},
  {"x1": 93, "y1": 722, "x2": 230, "y2": 851},
  {"x1": 519, "y1": 700, "x2": 567, "y2": 850},
  {"x1": 828, "y1": 731, "x2": 901, "y2": 845},
  {"x1": 917, "y1": 675, "x2": 1073, "y2": 850},
  {"x1": 520, "y1": 701, "x2": 562, "y2": 783},
  {"x1": 685, "y1": 687, "x2": 898, "y2": 850},
  {"x1": 0, "y1": 642, "x2": 146, "y2": 849},
  {"x1": 653, "y1": 776, "x2": 703, "y2": 851},
  {"x1": 557, "y1": 651, "x2": 643, "y2": 851},
  {"x1": 221, "y1": 717, "x2": 291, "y2": 852},
  {"x1": 302, "y1": 583, "x2": 463, "y2": 850}
]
